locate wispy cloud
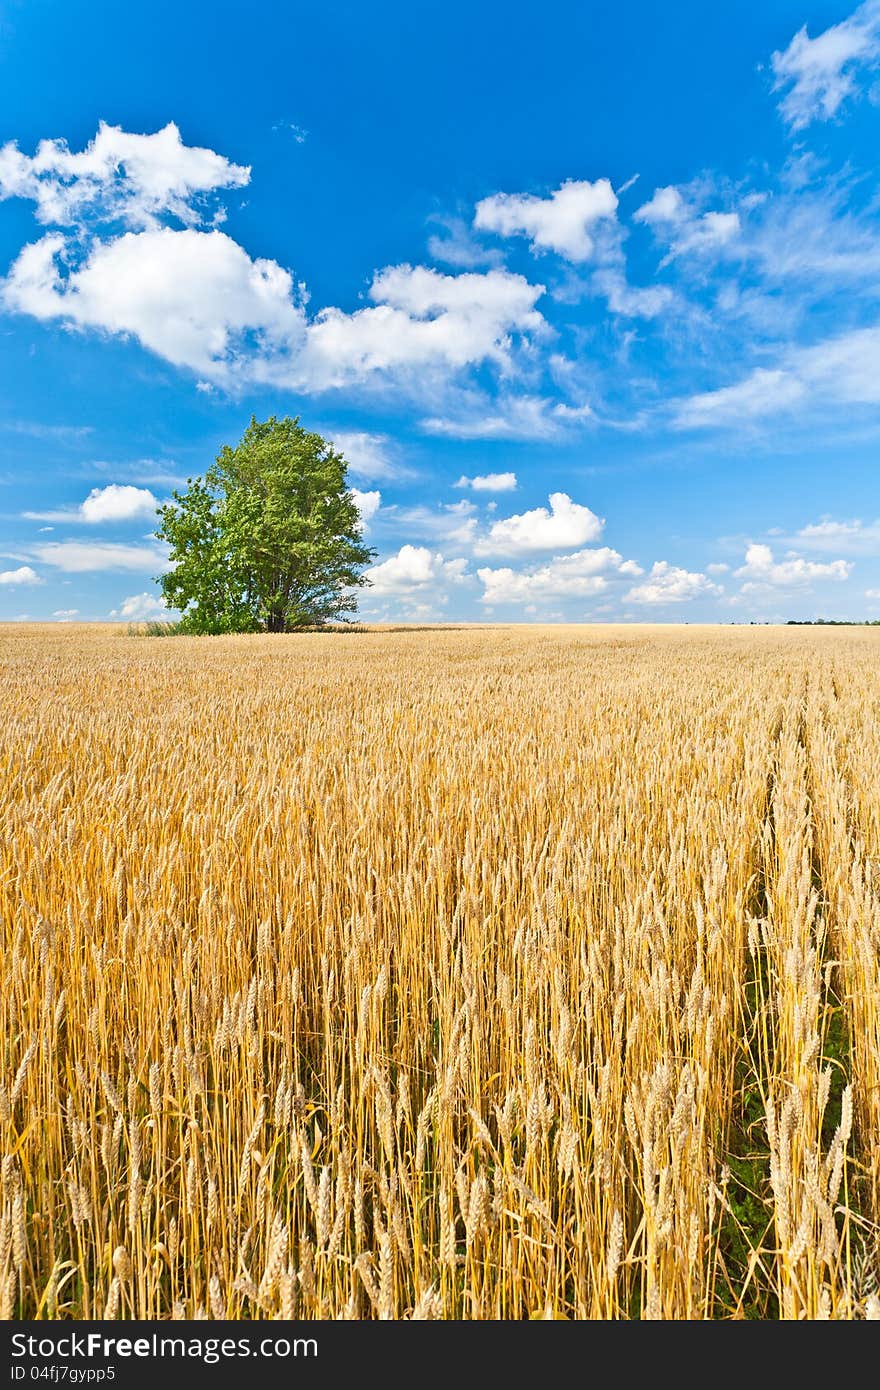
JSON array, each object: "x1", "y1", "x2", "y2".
[
  {"x1": 422, "y1": 394, "x2": 592, "y2": 441},
  {"x1": 2, "y1": 420, "x2": 93, "y2": 441},
  {"x1": 772, "y1": 1, "x2": 880, "y2": 130},
  {"x1": 271, "y1": 120, "x2": 308, "y2": 143},
  {"x1": 27, "y1": 541, "x2": 167, "y2": 573},
  {"x1": 673, "y1": 326, "x2": 880, "y2": 429},
  {"x1": 326, "y1": 431, "x2": 410, "y2": 481}
]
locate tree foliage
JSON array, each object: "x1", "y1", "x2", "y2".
[{"x1": 156, "y1": 416, "x2": 375, "y2": 633}]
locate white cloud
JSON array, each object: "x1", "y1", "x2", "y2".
[
  {"x1": 797, "y1": 325, "x2": 880, "y2": 402},
  {"x1": 673, "y1": 368, "x2": 805, "y2": 429},
  {"x1": 2, "y1": 420, "x2": 93, "y2": 441},
  {"x1": 301, "y1": 265, "x2": 546, "y2": 388},
  {"x1": 82, "y1": 459, "x2": 186, "y2": 487},
  {"x1": 706, "y1": 562, "x2": 730, "y2": 574},
  {"x1": 866, "y1": 588, "x2": 880, "y2": 598},
  {"x1": 389, "y1": 501, "x2": 478, "y2": 547},
  {"x1": 591, "y1": 268, "x2": 674, "y2": 318},
  {"x1": 795, "y1": 517, "x2": 880, "y2": 552},
  {"x1": 52, "y1": 609, "x2": 79, "y2": 620},
  {"x1": 422, "y1": 394, "x2": 592, "y2": 440},
  {"x1": 627, "y1": 561, "x2": 722, "y2": 605},
  {"x1": 454, "y1": 472, "x2": 517, "y2": 492},
  {"x1": 329, "y1": 431, "x2": 404, "y2": 480},
  {"x1": 1, "y1": 127, "x2": 548, "y2": 397},
  {"x1": 635, "y1": 186, "x2": 685, "y2": 225},
  {"x1": 365, "y1": 545, "x2": 468, "y2": 596},
  {"x1": 634, "y1": 184, "x2": 741, "y2": 261},
  {"x1": 734, "y1": 542, "x2": 852, "y2": 589},
  {"x1": 474, "y1": 492, "x2": 604, "y2": 555},
  {"x1": 477, "y1": 546, "x2": 637, "y2": 604},
  {"x1": 24, "y1": 483, "x2": 159, "y2": 524},
  {"x1": 0, "y1": 121, "x2": 250, "y2": 229},
  {"x1": 674, "y1": 326, "x2": 880, "y2": 429},
  {"x1": 741, "y1": 184, "x2": 880, "y2": 285},
  {"x1": 6, "y1": 228, "x2": 545, "y2": 392},
  {"x1": 772, "y1": 1, "x2": 880, "y2": 130},
  {"x1": 2, "y1": 228, "x2": 309, "y2": 387},
  {"x1": 2, "y1": 233, "x2": 547, "y2": 392},
  {"x1": 351, "y1": 489, "x2": 381, "y2": 525},
  {"x1": 29, "y1": 541, "x2": 167, "y2": 573},
  {"x1": 426, "y1": 215, "x2": 503, "y2": 269},
  {"x1": 110, "y1": 592, "x2": 171, "y2": 620},
  {"x1": 272, "y1": 120, "x2": 308, "y2": 144},
  {"x1": 799, "y1": 519, "x2": 859, "y2": 539},
  {"x1": 687, "y1": 211, "x2": 741, "y2": 252},
  {"x1": 474, "y1": 179, "x2": 618, "y2": 262},
  {"x1": 0, "y1": 565, "x2": 41, "y2": 586}
]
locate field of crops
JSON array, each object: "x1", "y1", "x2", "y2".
[{"x1": 1, "y1": 622, "x2": 878, "y2": 1320}]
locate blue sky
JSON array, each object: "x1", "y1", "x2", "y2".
[{"x1": 2, "y1": 0, "x2": 880, "y2": 623}]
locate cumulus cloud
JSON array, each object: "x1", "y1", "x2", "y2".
[
  {"x1": 473, "y1": 492, "x2": 604, "y2": 555},
  {"x1": 772, "y1": 1, "x2": 880, "y2": 130},
  {"x1": 626, "y1": 561, "x2": 722, "y2": 604},
  {"x1": 52, "y1": 609, "x2": 79, "y2": 620},
  {"x1": 0, "y1": 121, "x2": 250, "y2": 229},
  {"x1": 0, "y1": 565, "x2": 41, "y2": 585},
  {"x1": 0, "y1": 123, "x2": 547, "y2": 395},
  {"x1": 365, "y1": 545, "x2": 468, "y2": 596},
  {"x1": 110, "y1": 592, "x2": 171, "y2": 620},
  {"x1": 734, "y1": 542, "x2": 852, "y2": 589},
  {"x1": 477, "y1": 547, "x2": 639, "y2": 604},
  {"x1": 300, "y1": 265, "x2": 546, "y2": 389},
  {"x1": 474, "y1": 179, "x2": 618, "y2": 261},
  {"x1": 454, "y1": 472, "x2": 517, "y2": 492},
  {"x1": 24, "y1": 483, "x2": 159, "y2": 524},
  {"x1": 29, "y1": 541, "x2": 168, "y2": 573},
  {"x1": 2, "y1": 228, "x2": 309, "y2": 387}
]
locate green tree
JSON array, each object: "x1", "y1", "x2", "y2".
[{"x1": 156, "y1": 415, "x2": 375, "y2": 633}]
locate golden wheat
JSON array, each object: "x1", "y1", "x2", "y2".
[{"x1": 1, "y1": 622, "x2": 877, "y2": 1319}]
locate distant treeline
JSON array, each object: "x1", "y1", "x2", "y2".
[{"x1": 785, "y1": 619, "x2": 880, "y2": 626}]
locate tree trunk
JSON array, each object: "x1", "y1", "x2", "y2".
[{"x1": 266, "y1": 609, "x2": 286, "y2": 633}]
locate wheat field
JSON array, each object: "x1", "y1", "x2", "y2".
[{"x1": 1, "y1": 622, "x2": 878, "y2": 1320}]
